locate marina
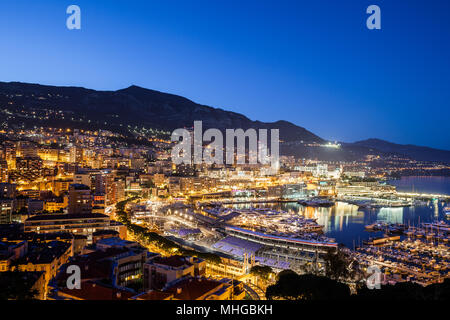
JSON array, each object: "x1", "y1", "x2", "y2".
[
  {"x1": 364, "y1": 220, "x2": 450, "y2": 243},
  {"x1": 355, "y1": 238, "x2": 450, "y2": 285},
  {"x1": 224, "y1": 199, "x2": 449, "y2": 248},
  {"x1": 134, "y1": 177, "x2": 450, "y2": 283},
  {"x1": 204, "y1": 206, "x2": 333, "y2": 244}
]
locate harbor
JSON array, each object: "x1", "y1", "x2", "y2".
[
  {"x1": 224, "y1": 198, "x2": 449, "y2": 249},
  {"x1": 364, "y1": 220, "x2": 450, "y2": 242},
  {"x1": 203, "y1": 206, "x2": 333, "y2": 244},
  {"x1": 355, "y1": 236, "x2": 450, "y2": 286},
  {"x1": 132, "y1": 177, "x2": 450, "y2": 284}
]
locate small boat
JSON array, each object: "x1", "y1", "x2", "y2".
[
  {"x1": 416, "y1": 230, "x2": 425, "y2": 238},
  {"x1": 365, "y1": 223, "x2": 377, "y2": 231},
  {"x1": 404, "y1": 230, "x2": 414, "y2": 237},
  {"x1": 444, "y1": 206, "x2": 450, "y2": 218}
]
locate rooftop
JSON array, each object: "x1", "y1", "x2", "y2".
[
  {"x1": 93, "y1": 230, "x2": 119, "y2": 236},
  {"x1": 96, "y1": 237, "x2": 137, "y2": 248},
  {"x1": 26, "y1": 213, "x2": 109, "y2": 222},
  {"x1": 15, "y1": 241, "x2": 71, "y2": 265},
  {"x1": 58, "y1": 281, "x2": 135, "y2": 300},
  {"x1": 132, "y1": 290, "x2": 173, "y2": 300},
  {"x1": 69, "y1": 183, "x2": 91, "y2": 190},
  {"x1": 165, "y1": 277, "x2": 224, "y2": 300},
  {"x1": 150, "y1": 255, "x2": 193, "y2": 268}
]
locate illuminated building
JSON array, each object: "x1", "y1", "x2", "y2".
[
  {"x1": 17, "y1": 142, "x2": 38, "y2": 158},
  {"x1": 68, "y1": 183, "x2": 92, "y2": 214},
  {"x1": 93, "y1": 171, "x2": 117, "y2": 205},
  {"x1": 0, "y1": 240, "x2": 27, "y2": 271},
  {"x1": 143, "y1": 255, "x2": 206, "y2": 291},
  {"x1": 15, "y1": 157, "x2": 43, "y2": 181},
  {"x1": 19, "y1": 189, "x2": 40, "y2": 199},
  {"x1": 110, "y1": 179, "x2": 125, "y2": 205},
  {"x1": 11, "y1": 240, "x2": 73, "y2": 299},
  {"x1": 92, "y1": 193, "x2": 106, "y2": 214},
  {"x1": 173, "y1": 163, "x2": 196, "y2": 176},
  {"x1": 50, "y1": 237, "x2": 148, "y2": 293},
  {"x1": 52, "y1": 179, "x2": 72, "y2": 196},
  {"x1": 162, "y1": 276, "x2": 245, "y2": 300},
  {"x1": 281, "y1": 183, "x2": 307, "y2": 199},
  {"x1": 73, "y1": 173, "x2": 92, "y2": 188},
  {"x1": 4, "y1": 144, "x2": 16, "y2": 169},
  {"x1": 0, "y1": 182, "x2": 16, "y2": 198},
  {"x1": 130, "y1": 157, "x2": 146, "y2": 170},
  {"x1": 0, "y1": 160, "x2": 8, "y2": 182},
  {"x1": 205, "y1": 256, "x2": 250, "y2": 279},
  {"x1": 44, "y1": 196, "x2": 68, "y2": 212},
  {"x1": 0, "y1": 199, "x2": 15, "y2": 224},
  {"x1": 15, "y1": 195, "x2": 29, "y2": 212},
  {"x1": 24, "y1": 213, "x2": 127, "y2": 242},
  {"x1": 37, "y1": 148, "x2": 59, "y2": 162},
  {"x1": 152, "y1": 173, "x2": 166, "y2": 187},
  {"x1": 317, "y1": 180, "x2": 336, "y2": 196},
  {"x1": 267, "y1": 185, "x2": 283, "y2": 198},
  {"x1": 344, "y1": 171, "x2": 366, "y2": 178},
  {"x1": 94, "y1": 237, "x2": 149, "y2": 287},
  {"x1": 223, "y1": 225, "x2": 338, "y2": 271},
  {"x1": 92, "y1": 229, "x2": 119, "y2": 243},
  {"x1": 69, "y1": 145, "x2": 83, "y2": 163}
]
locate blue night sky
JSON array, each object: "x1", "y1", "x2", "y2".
[{"x1": 0, "y1": 0, "x2": 449, "y2": 149}]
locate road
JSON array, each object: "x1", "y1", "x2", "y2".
[{"x1": 242, "y1": 283, "x2": 260, "y2": 300}]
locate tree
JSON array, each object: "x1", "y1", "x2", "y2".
[
  {"x1": 0, "y1": 272, "x2": 39, "y2": 300},
  {"x1": 265, "y1": 271, "x2": 350, "y2": 300},
  {"x1": 250, "y1": 265, "x2": 273, "y2": 281},
  {"x1": 323, "y1": 247, "x2": 355, "y2": 281},
  {"x1": 354, "y1": 278, "x2": 450, "y2": 301}
]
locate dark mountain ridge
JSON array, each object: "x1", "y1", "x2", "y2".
[
  {"x1": 0, "y1": 81, "x2": 322, "y2": 143},
  {"x1": 353, "y1": 138, "x2": 450, "y2": 163},
  {"x1": 0, "y1": 81, "x2": 448, "y2": 163}
]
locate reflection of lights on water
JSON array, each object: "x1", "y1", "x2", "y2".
[
  {"x1": 377, "y1": 207, "x2": 403, "y2": 224},
  {"x1": 298, "y1": 202, "x2": 361, "y2": 232},
  {"x1": 430, "y1": 200, "x2": 440, "y2": 218}
]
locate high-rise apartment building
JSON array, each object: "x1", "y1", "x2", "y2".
[{"x1": 68, "y1": 184, "x2": 92, "y2": 214}]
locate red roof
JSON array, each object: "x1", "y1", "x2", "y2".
[
  {"x1": 133, "y1": 291, "x2": 174, "y2": 300},
  {"x1": 59, "y1": 281, "x2": 135, "y2": 300},
  {"x1": 165, "y1": 278, "x2": 223, "y2": 300}
]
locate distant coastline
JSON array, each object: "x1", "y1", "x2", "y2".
[
  {"x1": 389, "y1": 169, "x2": 450, "y2": 178},
  {"x1": 388, "y1": 176, "x2": 450, "y2": 195}
]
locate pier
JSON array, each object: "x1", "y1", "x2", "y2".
[
  {"x1": 396, "y1": 192, "x2": 450, "y2": 200},
  {"x1": 201, "y1": 199, "x2": 299, "y2": 206}
]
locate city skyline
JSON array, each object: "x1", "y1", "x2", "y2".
[
  {"x1": 1, "y1": 0, "x2": 450, "y2": 304},
  {"x1": 1, "y1": 0, "x2": 450, "y2": 149}
]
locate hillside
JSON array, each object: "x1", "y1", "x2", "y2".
[
  {"x1": 0, "y1": 81, "x2": 448, "y2": 163},
  {"x1": 353, "y1": 139, "x2": 450, "y2": 163},
  {"x1": 0, "y1": 82, "x2": 323, "y2": 143}
]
